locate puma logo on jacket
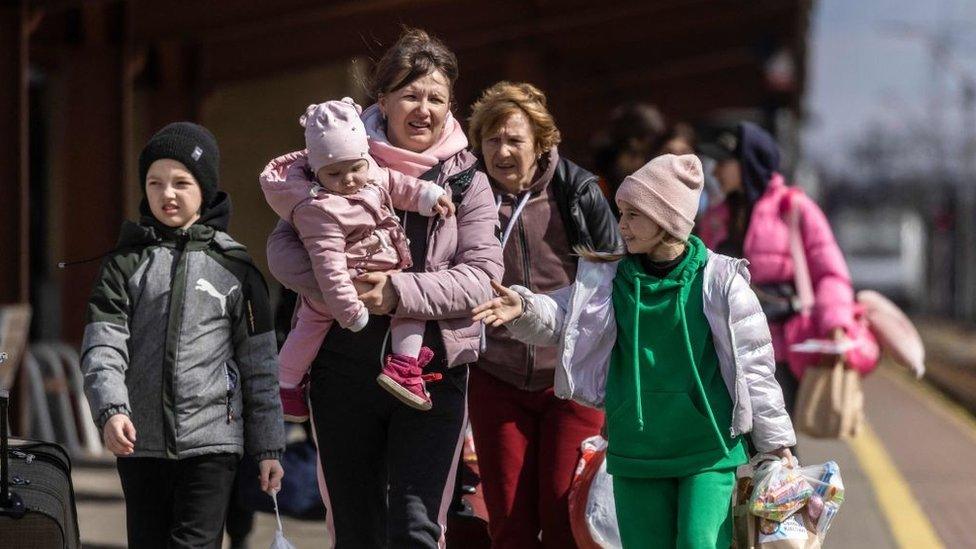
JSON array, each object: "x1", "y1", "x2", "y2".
[{"x1": 195, "y1": 278, "x2": 239, "y2": 316}]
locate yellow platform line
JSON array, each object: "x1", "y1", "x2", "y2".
[{"x1": 846, "y1": 419, "x2": 944, "y2": 548}]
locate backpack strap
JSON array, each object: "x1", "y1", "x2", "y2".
[
  {"x1": 444, "y1": 166, "x2": 477, "y2": 207},
  {"x1": 418, "y1": 163, "x2": 443, "y2": 182},
  {"x1": 783, "y1": 189, "x2": 814, "y2": 313}
]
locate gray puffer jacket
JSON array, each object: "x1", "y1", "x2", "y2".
[
  {"x1": 81, "y1": 195, "x2": 285, "y2": 460},
  {"x1": 505, "y1": 251, "x2": 796, "y2": 453}
]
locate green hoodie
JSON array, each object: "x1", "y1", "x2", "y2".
[{"x1": 605, "y1": 236, "x2": 747, "y2": 478}]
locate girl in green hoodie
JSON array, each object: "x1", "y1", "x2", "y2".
[{"x1": 474, "y1": 154, "x2": 795, "y2": 548}]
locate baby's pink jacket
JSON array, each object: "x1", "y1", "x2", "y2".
[{"x1": 260, "y1": 150, "x2": 443, "y2": 331}]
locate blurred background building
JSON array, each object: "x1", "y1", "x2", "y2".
[{"x1": 1, "y1": 0, "x2": 812, "y2": 345}]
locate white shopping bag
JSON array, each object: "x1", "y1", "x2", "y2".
[
  {"x1": 569, "y1": 435, "x2": 621, "y2": 549},
  {"x1": 269, "y1": 491, "x2": 297, "y2": 549}
]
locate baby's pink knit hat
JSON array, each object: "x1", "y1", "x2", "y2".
[
  {"x1": 300, "y1": 97, "x2": 369, "y2": 173},
  {"x1": 615, "y1": 154, "x2": 704, "y2": 240}
]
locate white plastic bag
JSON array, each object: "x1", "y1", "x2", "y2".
[
  {"x1": 269, "y1": 491, "x2": 297, "y2": 549},
  {"x1": 568, "y1": 435, "x2": 621, "y2": 549},
  {"x1": 746, "y1": 457, "x2": 845, "y2": 547}
]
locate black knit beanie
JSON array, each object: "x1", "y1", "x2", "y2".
[{"x1": 138, "y1": 122, "x2": 220, "y2": 209}]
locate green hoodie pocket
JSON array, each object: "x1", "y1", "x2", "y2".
[{"x1": 608, "y1": 391, "x2": 723, "y2": 462}]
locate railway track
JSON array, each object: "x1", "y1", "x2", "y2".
[{"x1": 914, "y1": 319, "x2": 976, "y2": 415}]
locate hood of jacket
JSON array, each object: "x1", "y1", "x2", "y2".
[
  {"x1": 126, "y1": 190, "x2": 232, "y2": 248},
  {"x1": 259, "y1": 150, "x2": 318, "y2": 223},
  {"x1": 737, "y1": 122, "x2": 781, "y2": 204}
]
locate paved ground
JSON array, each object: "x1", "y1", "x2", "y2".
[{"x1": 72, "y1": 319, "x2": 976, "y2": 548}]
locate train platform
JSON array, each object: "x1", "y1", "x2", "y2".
[{"x1": 72, "y1": 318, "x2": 976, "y2": 548}]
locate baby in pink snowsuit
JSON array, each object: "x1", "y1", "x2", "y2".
[{"x1": 261, "y1": 98, "x2": 455, "y2": 420}]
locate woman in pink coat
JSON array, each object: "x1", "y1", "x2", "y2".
[
  {"x1": 264, "y1": 30, "x2": 503, "y2": 548},
  {"x1": 262, "y1": 98, "x2": 457, "y2": 417},
  {"x1": 698, "y1": 122, "x2": 856, "y2": 422}
]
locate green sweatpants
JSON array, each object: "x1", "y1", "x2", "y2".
[{"x1": 612, "y1": 469, "x2": 736, "y2": 549}]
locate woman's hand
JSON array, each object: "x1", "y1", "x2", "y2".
[
  {"x1": 259, "y1": 459, "x2": 284, "y2": 495},
  {"x1": 472, "y1": 280, "x2": 524, "y2": 327},
  {"x1": 433, "y1": 194, "x2": 455, "y2": 218},
  {"x1": 103, "y1": 414, "x2": 137, "y2": 456},
  {"x1": 356, "y1": 272, "x2": 400, "y2": 315}
]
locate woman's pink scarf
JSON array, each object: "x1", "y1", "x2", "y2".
[{"x1": 361, "y1": 104, "x2": 469, "y2": 177}]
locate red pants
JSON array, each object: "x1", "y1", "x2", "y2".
[{"x1": 468, "y1": 366, "x2": 603, "y2": 548}]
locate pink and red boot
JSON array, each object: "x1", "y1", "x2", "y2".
[{"x1": 377, "y1": 347, "x2": 441, "y2": 411}]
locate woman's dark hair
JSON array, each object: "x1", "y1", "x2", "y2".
[
  {"x1": 659, "y1": 122, "x2": 697, "y2": 154},
  {"x1": 607, "y1": 103, "x2": 667, "y2": 148},
  {"x1": 368, "y1": 28, "x2": 459, "y2": 100},
  {"x1": 591, "y1": 102, "x2": 667, "y2": 182}
]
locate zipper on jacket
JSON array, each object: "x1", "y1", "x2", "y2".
[
  {"x1": 224, "y1": 362, "x2": 238, "y2": 424},
  {"x1": 517, "y1": 217, "x2": 536, "y2": 388},
  {"x1": 722, "y1": 262, "x2": 742, "y2": 438},
  {"x1": 162, "y1": 230, "x2": 190, "y2": 458}
]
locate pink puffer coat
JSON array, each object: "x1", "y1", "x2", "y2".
[
  {"x1": 266, "y1": 110, "x2": 503, "y2": 367},
  {"x1": 698, "y1": 174, "x2": 856, "y2": 361}
]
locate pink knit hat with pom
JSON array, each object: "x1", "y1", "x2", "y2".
[
  {"x1": 300, "y1": 97, "x2": 369, "y2": 173},
  {"x1": 615, "y1": 154, "x2": 704, "y2": 240}
]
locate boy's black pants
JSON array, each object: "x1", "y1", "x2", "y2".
[{"x1": 117, "y1": 453, "x2": 239, "y2": 549}]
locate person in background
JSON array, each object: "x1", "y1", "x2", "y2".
[
  {"x1": 591, "y1": 102, "x2": 667, "y2": 215},
  {"x1": 697, "y1": 122, "x2": 857, "y2": 423},
  {"x1": 465, "y1": 81, "x2": 621, "y2": 547},
  {"x1": 659, "y1": 122, "x2": 697, "y2": 156}
]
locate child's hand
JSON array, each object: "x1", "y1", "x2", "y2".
[
  {"x1": 103, "y1": 414, "x2": 136, "y2": 456},
  {"x1": 472, "y1": 280, "x2": 524, "y2": 327},
  {"x1": 769, "y1": 447, "x2": 795, "y2": 463},
  {"x1": 433, "y1": 194, "x2": 455, "y2": 218},
  {"x1": 259, "y1": 459, "x2": 285, "y2": 495}
]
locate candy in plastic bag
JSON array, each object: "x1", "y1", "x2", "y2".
[
  {"x1": 797, "y1": 461, "x2": 844, "y2": 539},
  {"x1": 749, "y1": 458, "x2": 812, "y2": 522}
]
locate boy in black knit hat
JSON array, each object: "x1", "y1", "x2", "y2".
[{"x1": 81, "y1": 122, "x2": 285, "y2": 547}]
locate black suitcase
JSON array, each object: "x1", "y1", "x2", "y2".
[{"x1": 0, "y1": 389, "x2": 80, "y2": 548}]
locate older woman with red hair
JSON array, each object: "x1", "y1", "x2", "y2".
[{"x1": 466, "y1": 81, "x2": 621, "y2": 547}]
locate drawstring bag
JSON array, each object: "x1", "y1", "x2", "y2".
[{"x1": 269, "y1": 491, "x2": 297, "y2": 549}]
